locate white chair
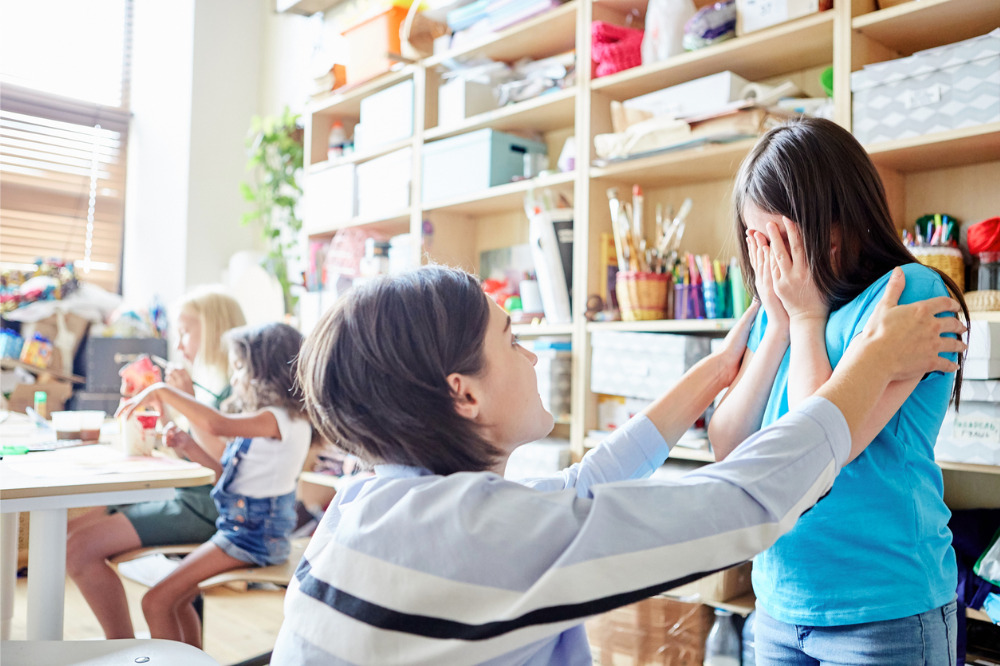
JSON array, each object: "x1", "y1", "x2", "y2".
[{"x1": 0, "y1": 638, "x2": 220, "y2": 665}]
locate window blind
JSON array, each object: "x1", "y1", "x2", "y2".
[{"x1": 0, "y1": 0, "x2": 132, "y2": 294}]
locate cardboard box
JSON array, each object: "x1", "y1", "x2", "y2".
[
  {"x1": 736, "y1": 0, "x2": 827, "y2": 35},
  {"x1": 591, "y1": 331, "x2": 711, "y2": 400},
  {"x1": 303, "y1": 163, "x2": 356, "y2": 233},
  {"x1": 665, "y1": 562, "x2": 753, "y2": 604},
  {"x1": 966, "y1": 320, "x2": 1000, "y2": 380},
  {"x1": 437, "y1": 78, "x2": 499, "y2": 129},
  {"x1": 357, "y1": 79, "x2": 414, "y2": 153},
  {"x1": 355, "y1": 147, "x2": 411, "y2": 219},
  {"x1": 852, "y1": 29, "x2": 1000, "y2": 145},
  {"x1": 622, "y1": 71, "x2": 750, "y2": 121},
  {"x1": 342, "y1": 5, "x2": 407, "y2": 87},
  {"x1": 3, "y1": 380, "x2": 73, "y2": 414},
  {"x1": 586, "y1": 597, "x2": 713, "y2": 666}
]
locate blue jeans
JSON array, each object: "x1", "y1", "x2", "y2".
[{"x1": 754, "y1": 601, "x2": 957, "y2": 666}]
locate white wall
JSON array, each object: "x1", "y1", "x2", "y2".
[{"x1": 123, "y1": 0, "x2": 314, "y2": 312}]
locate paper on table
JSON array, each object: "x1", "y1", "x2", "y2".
[{"x1": 5, "y1": 448, "x2": 201, "y2": 477}]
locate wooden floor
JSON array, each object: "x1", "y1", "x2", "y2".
[{"x1": 9, "y1": 572, "x2": 285, "y2": 665}]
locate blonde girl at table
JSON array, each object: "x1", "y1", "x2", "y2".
[
  {"x1": 117, "y1": 322, "x2": 312, "y2": 647},
  {"x1": 66, "y1": 287, "x2": 245, "y2": 639}
]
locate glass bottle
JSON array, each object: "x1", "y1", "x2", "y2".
[{"x1": 704, "y1": 608, "x2": 741, "y2": 666}]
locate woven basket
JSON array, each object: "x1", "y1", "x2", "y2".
[
  {"x1": 964, "y1": 290, "x2": 1000, "y2": 312},
  {"x1": 616, "y1": 271, "x2": 670, "y2": 321},
  {"x1": 910, "y1": 246, "x2": 965, "y2": 292}
]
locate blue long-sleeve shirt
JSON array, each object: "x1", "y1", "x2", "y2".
[{"x1": 272, "y1": 396, "x2": 851, "y2": 665}]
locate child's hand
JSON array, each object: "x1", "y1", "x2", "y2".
[
  {"x1": 114, "y1": 382, "x2": 166, "y2": 421},
  {"x1": 846, "y1": 268, "x2": 967, "y2": 381},
  {"x1": 165, "y1": 366, "x2": 195, "y2": 396},
  {"x1": 747, "y1": 230, "x2": 788, "y2": 331},
  {"x1": 766, "y1": 217, "x2": 828, "y2": 324},
  {"x1": 162, "y1": 421, "x2": 197, "y2": 457}
]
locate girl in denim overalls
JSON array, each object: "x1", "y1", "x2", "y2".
[{"x1": 116, "y1": 322, "x2": 312, "y2": 648}]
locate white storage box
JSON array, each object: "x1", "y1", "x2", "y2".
[
  {"x1": 852, "y1": 29, "x2": 1000, "y2": 145},
  {"x1": 422, "y1": 129, "x2": 547, "y2": 203},
  {"x1": 438, "y1": 78, "x2": 499, "y2": 129},
  {"x1": 623, "y1": 71, "x2": 750, "y2": 120},
  {"x1": 736, "y1": 0, "x2": 824, "y2": 35},
  {"x1": 356, "y1": 79, "x2": 414, "y2": 153},
  {"x1": 590, "y1": 331, "x2": 711, "y2": 400},
  {"x1": 534, "y1": 339, "x2": 572, "y2": 421},
  {"x1": 936, "y1": 380, "x2": 1000, "y2": 466},
  {"x1": 966, "y1": 320, "x2": 1000, "y2": 380},
  {"x1": 303, "y1": 163, "x2": 356, "y2": 233},
  {"x1": 356, "y1": 147, "x2": 412, "y2": 219},
  {"x1": 505, "y1": 438, "x2": 571, "y2": 480}
]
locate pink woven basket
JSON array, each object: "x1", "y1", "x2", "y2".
[{"x1": 592, "y1": 21, "x2": 643, "y2": 78}]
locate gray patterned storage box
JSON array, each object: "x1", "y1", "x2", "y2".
[
  {"x1": 935, "y1": 379, "x2": 1000, "y2": 467},
  {"x1": 590, "y1": 331, "x2": 710, "y2": 400},
  {"x1": 851, "y1": 29, "x2": 1000, "y2": 145}
]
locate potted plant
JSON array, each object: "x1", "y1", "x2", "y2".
[{"x1": 240, "y1": 106, "x2": 304, "y2": 316}]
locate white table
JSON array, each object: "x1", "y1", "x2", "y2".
[{"x1": 0, "y1": 415, "x2": 214, "y2": 641}]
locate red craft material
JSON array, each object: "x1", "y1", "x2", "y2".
[{"x1": 967, "y1": 217, "x2": 1000, "y2": 254}]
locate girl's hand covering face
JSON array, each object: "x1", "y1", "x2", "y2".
[
  {"x1": 766, "y1": 217, "x2": 829, "y2": 323},
  {"x1": 747, "y1": 230, "x2": 788, "y2": 331}
]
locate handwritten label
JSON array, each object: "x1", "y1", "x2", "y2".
[{"x1": 952, "y1": 414, "x2": 1000, "y2": 444}]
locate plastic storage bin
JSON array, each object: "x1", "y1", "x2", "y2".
[
  {"x1": 590, "y1": 331, "x2": 710, "y2": 400},
  {"x1": 852, "y1": 29, "x2": 1000, "y2": 145},
  {"x1": 422, "y1": 129, "x2": 547, "y2": 203}
]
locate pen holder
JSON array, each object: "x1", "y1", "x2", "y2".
[
  {"x1": 910, "y1": 246, "x2": 965, "y2": 292},
  {"x1": 616, "y1": 271, "x2": 671, "y2": 321}
]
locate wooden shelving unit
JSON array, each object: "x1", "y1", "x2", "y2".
[{"x1": 300, "y1": 0, "x2": 1000, "y2": 494}]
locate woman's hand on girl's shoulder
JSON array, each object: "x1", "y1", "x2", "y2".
[
  {"x1": 747, "y1": 230, "x2": 789, "y2": 332},
  {"x1": 766, "y1": 217, "x2": 828, "y2": 324}
]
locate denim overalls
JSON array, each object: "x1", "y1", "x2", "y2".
[{"x1": 209, "y1": 436, "x2": 297, "y2": 566}]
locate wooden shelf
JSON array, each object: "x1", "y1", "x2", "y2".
[
  {"x1": 512, "y1": 322, "x2": 574, "y2": 337},
  {"x1": 276, "y1": 0, "x2": 344, "y2": 15},
  {"x1": 937, "y1": 460, "x2": 1000, "y2": 476},
  {"x1": 425, "y1": 87, "x2": 576, "y2": 141},
  {"x1": 588, "y1": 319, "x2": 735, "y2": 333},
  {"x1": 866, "y1": 123, "x2": 1000, "y2": 173},
  {"x1": 305, "y1": 209, "x2": 411, "y2": 238},
  {"x1": 423, "y1": 171, "x2": 574, "y2": 215},
  {"x1": 0, "y1": 358, "x2": 85, "y2": 384},
  {"x1": 852, "y1": 0, "x2": 1000, "y2": 57},
  {"x1": 669, "y1": 447, "x2": 715, "y2": 463},
  {"x1": 307, "y1": 67, "x2": 415, "y2": 119},
  {"x1": 967, "y1": 606, "x2": 994, "y2": 624},
  {"x1": 590, "y1": 12, "x2": 834, "y2": 101},
  {"x1": 425, "y1": 1, "x2": 578, "y2": 67},
  {"x1": 307, "y1": 138, "x2": 415, "y2": 174},
  {"x1": 590, "y1": 139, "x2": 756, "y2": 186}
]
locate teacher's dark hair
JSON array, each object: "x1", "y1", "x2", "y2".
[{"x1": 297, "y1": 266, "x2": 501, "y2": 475}]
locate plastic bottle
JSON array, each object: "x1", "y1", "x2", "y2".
[
  {"x1": 742, "y1": 610, "x2": 756, "y2": 666},
  {"x1": 327, "y1": 120, "x2": 347, "y2": 161},
  {"x1": 704, "y1": 608, "x2": 740, "y2": 666},
  {"x1": 33, "y1": 390, "x2": 48, "y2": 420}
]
